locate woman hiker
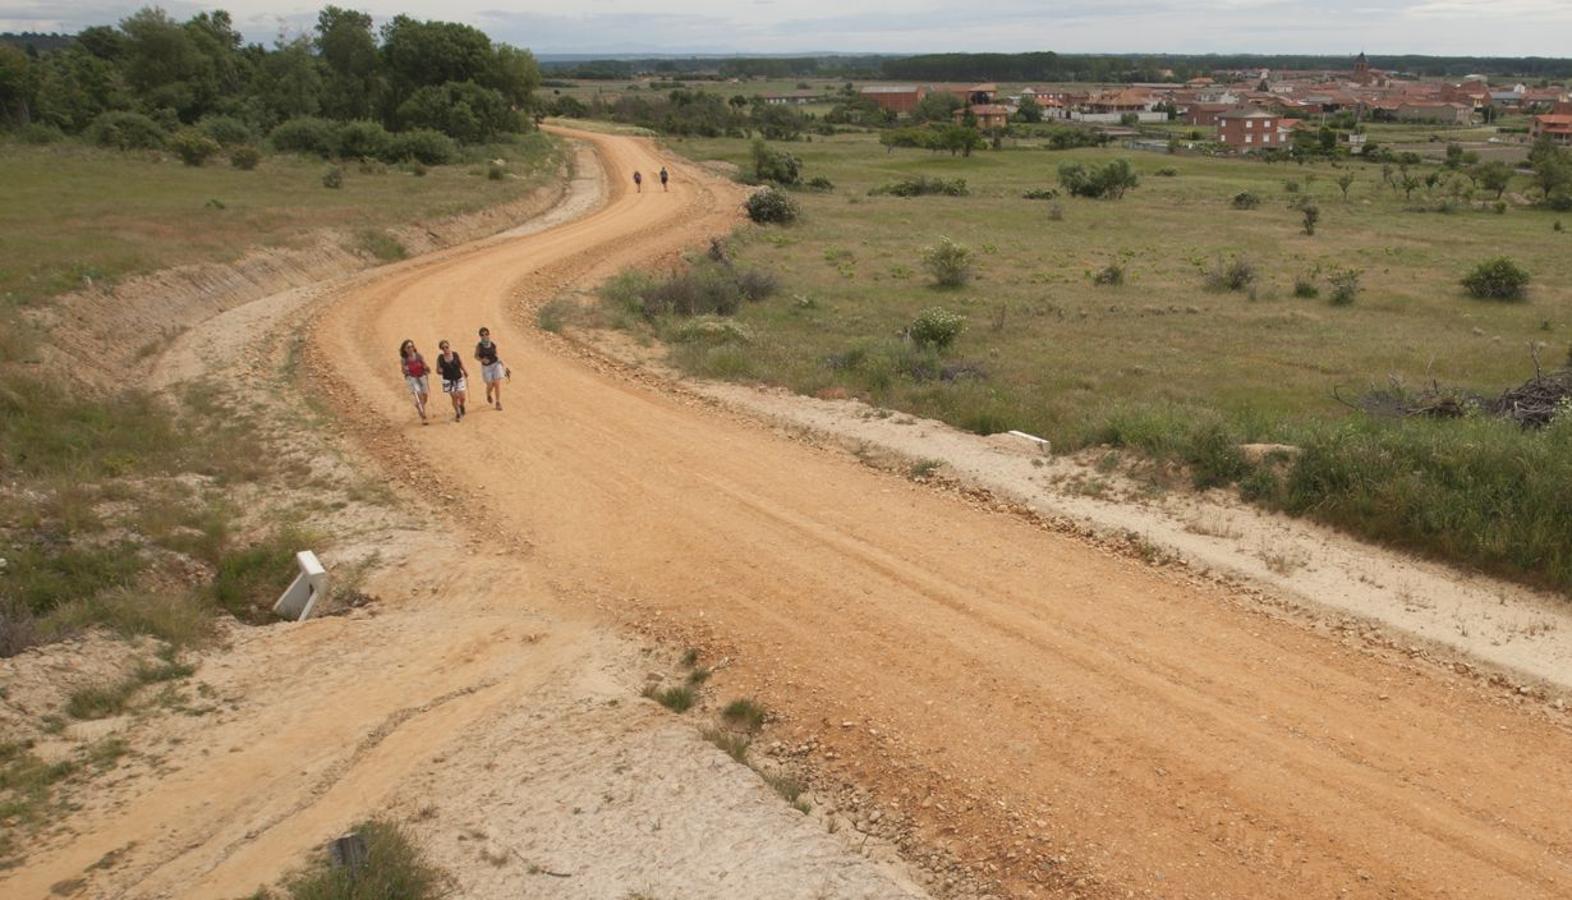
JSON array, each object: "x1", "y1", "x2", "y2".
[
  {"x1": 436, "y1": 339, "x2": 469, "y2": 422},
  {"x1": 474, "y1": 326, "x2": 508, "y2": 411},
  {"x1": 633, "y1": 170, "x2": 643, "y2": 193},
  {"x1": 399, "y1": 339, "x2": 431, "y2": 424}
]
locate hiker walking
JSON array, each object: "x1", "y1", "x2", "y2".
[
  {"x1": 633, "y1": 170, "x2": 643, "y2": 193},
  {"x1": 474, "y1": 326, "x2": 508, "y2": 411},
  {"x1": 436, "y1": 340, "x2": 469, "y2": 422},
  {"x1": 659, "y1": 167, "x2": 669, "y2": 192},
  {"x1": 399, "y1": 339, "x2": 431, "y2": 424}
]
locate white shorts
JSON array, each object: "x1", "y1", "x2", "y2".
[
  {"x1": 482, "y1": 361, "x2": 507, "y2": 383},
  {"x1": 442, "y1": 377, "x2": 467, "y2": 394},
  {"x1": 405, "y1": 374, "x2": 429, "y2": 395}
]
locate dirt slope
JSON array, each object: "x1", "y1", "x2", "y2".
[{"x1": 292, "y1": 127, "x2": 1572, "y2": 897}]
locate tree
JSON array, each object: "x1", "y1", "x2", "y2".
[
  {"x1": 752, "y1": 102, "x2": 805, "y2": 141},
  {"x1": 396, "y1": 80, "x2": 515, "y2": 143},
  {"x1": 259, "y1": 37, "x2": 323, "y2": 122},
  {"x1": 1528, "y1": 137, "x2": 1572, "y2": 198},
  {"x1": 910, "y1": 90, "x2": 962, "y2": 124},
  {"x1": 1015, "y1": 94, "x2": 1042, "y2": 123},
  {"x1": 1399, "y1": 173, "x2": 1421, "y2": 199},
  {"x1": 938, "y1": 124, "x2": 984, "y2": 157},
  {"x1": 1471, "y1": 160, "x2": 1512, "y2": 199},
  {"x1": 316, "y1": 6, "x2": 381, "y2": 120},
  {"x1": 1337, "y1": 172, "x2": 1355, "y2": 200},
  {"x1": 0, "y1": 44, "x2": 37, "y2": 127},
  {"x1": 751, "y1": 139, "x2": 802, "y2": 185},
  {"x1": 1301, "y1": 202, "x2": 1320, "y2": 235}
]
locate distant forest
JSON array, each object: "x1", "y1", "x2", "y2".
[
  {"x1": 542, "y1": 51, "x2": 1572, "y2": 83},
  {"x1": 0, "y1": 8, "x2": 540, "y2": 144}
]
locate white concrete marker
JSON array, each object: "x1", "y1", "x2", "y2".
[
  {"x1": 273, "y1": 550, "x2": 328, "y2": 621},
  {"x1": 1005, "y1": 430, "x2": 1052, "y2": 454}
]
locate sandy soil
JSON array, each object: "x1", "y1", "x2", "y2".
[
  {"x1": 285, "y1": 126, "x2": 1572, "y2": 898},
  {"x1": 2, "y1": 136, "x2": 923, "y2": 900}
]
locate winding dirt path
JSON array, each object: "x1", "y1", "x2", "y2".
[
  {"x1": 10, "y1": 129, "x2": 1572, "y2": 899},
  {"x1": 301, "y1": 128, "x2": 1572, "y2": 897}
]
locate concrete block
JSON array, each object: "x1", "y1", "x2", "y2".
[{"x1": 273, "y1": 550, "x2": 328, "y2": 621}]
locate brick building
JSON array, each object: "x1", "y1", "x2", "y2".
[{"x1": 1216, "y1": 108, "x2": 1281, "y2": 151}]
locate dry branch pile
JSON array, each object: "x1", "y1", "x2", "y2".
[{"x1": 1342, "y1": 352, "x2": 1572, "y2": 429}]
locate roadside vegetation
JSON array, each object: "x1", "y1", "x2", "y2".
[
  {"x1": 259, "y1": 819, "x2": 447, "y2": 900},
  {"x1": 589, "y1": 131, "x2": 1572, "y2": 592}
]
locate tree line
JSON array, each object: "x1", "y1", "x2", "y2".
[
  {"x1": 0, "y1": 7, "x2": 541, "y2": 145},
  {"x1": 880, "y1": 52, "x2": 1572, "y2": 84}
]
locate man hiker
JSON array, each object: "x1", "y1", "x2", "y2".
[
  {"x1": 633, "y1": 170, "x2": 643, "y2": 193},
  {"x1": 659, "y1": 167, "x2": 669, "y2": 192}
]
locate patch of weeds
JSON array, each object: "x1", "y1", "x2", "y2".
[
  {"x1": 1203, "y1": 255, "x2": 1257, "y2": 293},
  {"x1": 721, "y1": 698, "x2": 767, "y2": 732},
  {"x1": 212, "y1": 528, "x2": 314, "y2": 623},
  {"x1": 536, "y1": 296, "x2": 575, "y2": 333},
  {"x1": 685, "y1": 667, "x2": 711, "y2": 686},
  {"x1": 761, "y1": 770, "x2": 804, "y2": 804},
  {"x1": 642, "y1": 684, "x2": 695, "y2": 713},
  {"x1": 679, "y1": 647, "x2": 700, "y2": 667},
  {"x1": 908, "y1": 458, "x2": 943, "y2": 480},
  {"x1": 700, "y1": 726, "x2": 750, "y2": 763},
  {"x1": 356, "y1": 230, "x2": 406, "y2": 262},
  {"x1": 84, "y1": 737, "x2": 129, "y2": 771},
  {"x1": 281, "y1": 819, "x2": 446, "y2": 900},
  {"x1": 65, "y1": 680, "x2": 139, "y2": 720}
]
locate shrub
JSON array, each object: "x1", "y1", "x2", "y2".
[
  {"x1": 1461, "y1": 257, "x2": 1530, "y2": 300},
  {"x1": 17, "y1": 123, "x2": 66, "y2": 144},
  {"x1": 744, "y1": 188, "x2": 798, "y2": 224},
  {"x1": 1284, "y1": 179, "x2": 1301, "y2": 194},
  {"x1": 1232, "y1": 191, "x2": 1262, "y2": 209},
  {"x1": 1093, "y1": 262, "x2": 1125, "y2": 286},
  {"x1": 269, "y1": 117, "x2": 341, "y2": 158},
  {"x1": 909, "y1": 307, "x2": 966, "y2": 350},
  {"x1": 722, "y1": 698, "x2": 768, "y2": 732},
  {"x1": 88, "y1": 111, "x2": 166, "y2": 150},
  {"x1": 1204, "y1": 256, "x2": 1257, "y2": 292},
  {"x1": 1155, "y1": 166, "x2": 1179, "y2": 177},
  {"x1": 229, "y1": 145, "x2": 261, "y2": 170},
  {"x1": 1327, "y1": 268, "x2": 1362, "y2": 305},
  {"x1": 870, "y1": 176, "x2": 969, "y2": 197},
  {"x1": 1022, "y1": 187, "x2": 1059, "y2": 200},
  {"x1": 322, "y1": 166, "x2": 344, "y2": 189},
  {"x1": 487, "y1": 162, "x2": 505, "y2": 180},
  {"x1": 1058, "y1": 159, "x2": 1139, "y2": 198},
  {"x1": 1547, "y1": 190, "x2": 1572, "y2": 212},
  {"x1": 1301, "y1": 201, "x2": 1321, "y2": 235},
  {"x1": 282, "y1": 819, "x2": 445, "y2": 900},
  {"x1": 1047, "y1": 202, "x2": 1064, "y2": 221},
  {"x1": 386, "y1": 129, "x2": 458, "y2": 165},
  {"x1": 921, "y1": 236, "x2": 973, "y2": 288},
  {"x1": 735, "y1": 269, "x2": 780, "y2": 302},
  {"x1": 1293, "y1": 273, "x2": 1320, "y2": 298},
  {"x1": 196, "y1": 115, "x2": 252, "y2": 147},
  {"x1": 336, "y1": 120, "x2": 392, "y2": 160},
  {"x1": 806, "y1": 175, "x2": 835, "y2": 191},
  {"x1": 751, "y1": 139, "x2": 802, "y2": 186},
  {"x1": 168, "y1": 128, "x2": 221, "y2": 167}
]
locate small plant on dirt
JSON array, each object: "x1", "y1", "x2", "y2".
[
  {"x1": 921, "y1": 236, "x2": 973, "y2": 288},
  {"x1": 486, "y1": 163, "x2": 505, "y2": 181},
  {"x1": 322, "y1": 166, "x2": 344, "y2": 189},
  {"x1": 1293, "y1": 272, "x2": 1320, "y2": 298},
  {"x1": 762, "y1": 770, "x2": 805, "y2": 805},
  {"x1": 1093, "y1": 262, "x2": 1125, "y2": 286},
  {"x1": 722, "y1": 698, "x2": 768, "y2": 732},
  {"x1": 744, "y1": 188, "x2": 799, "y2": 225},
  {"x1": 908, "y1": 458, "x2": 943, "y2": 480},
  {"x1": 229, "y1": 145, "x2": 262, "y2": 170},
  {"x1": 1204, "y1": 256, "x2": 1257, "y2": 292},
  {"x1": 909, "y1": 307, "x2": 966, "y2": 351},
  {"x1": 642, "y1": 684, "x2": 696, "y2": 713},
  {"x1": 680, "y1": 647, "x2": 700, "y2": 667},
  {"x1": 1232, "y1": 191, "x2": 1262, "y2": 210},
  {"x1": 1284, "y1": 179, "x2": 1301, "y2": 194},
  {"x1": 1462, "y1": 256, "x2": 1530, "y2": 300},
  {"x1": 1327, "y1": 268, "x2": 1363, "y2": 306}
]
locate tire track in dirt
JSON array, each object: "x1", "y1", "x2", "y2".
[{"x1": 292, "y1": 127, "x2": 1572, "y2": 898}]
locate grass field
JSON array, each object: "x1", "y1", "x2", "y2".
[
  {"x1": 633, "y1": 132, "x2": 1572, "y2": 589},
  {"x1": 0, "y1": 132, "x2": 562, "y2": 311}
]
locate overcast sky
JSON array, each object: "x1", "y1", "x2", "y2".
[{"x1": 4, "y1": 0, "x2": 1571, "y2": 57}]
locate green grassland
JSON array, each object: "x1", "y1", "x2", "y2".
[
  {"x1": 671, "y1": 132, "x2": 1568, "y2": 433},
  {"x1": 0, "y1": 132, "x2": 562, "y2": 310},
  {"x1": 642, "y1": 133, "x2": 1572, "y2": 590}
]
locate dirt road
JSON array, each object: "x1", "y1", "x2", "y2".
[{"x1": 298, "y1": 128, "x2": 1572, "y2": 897}]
